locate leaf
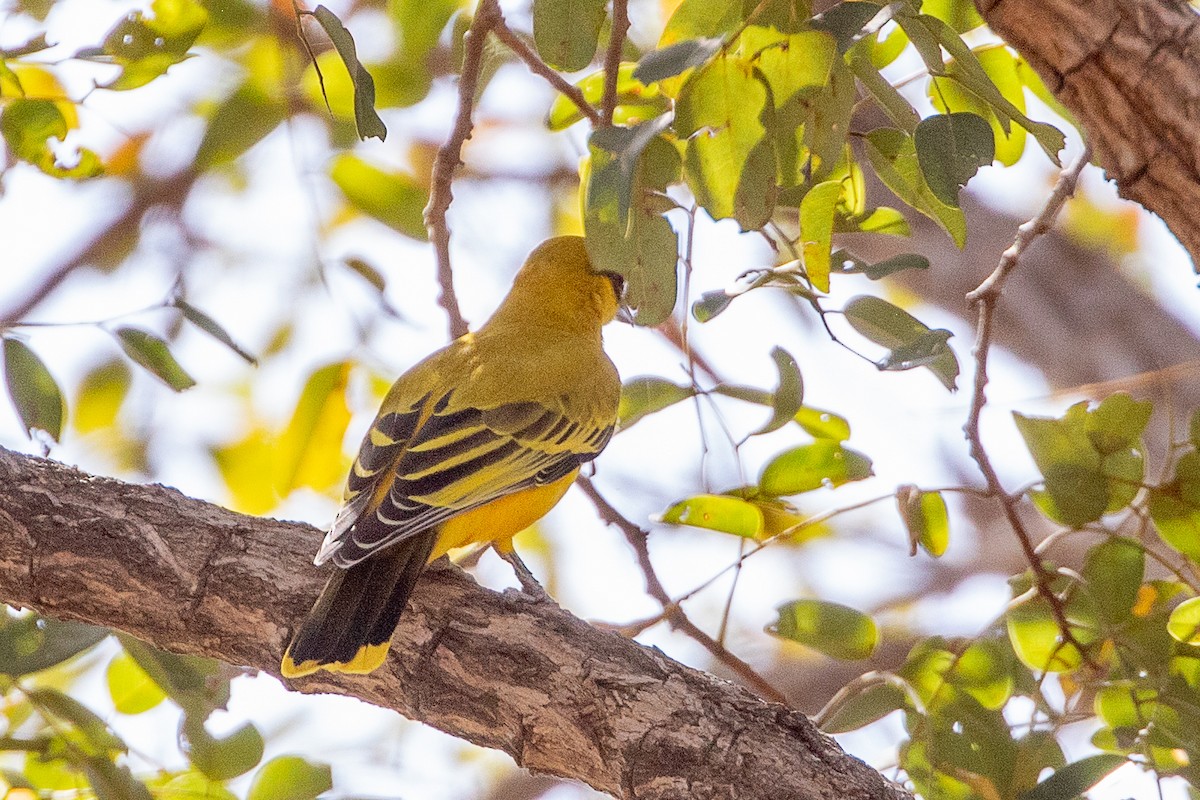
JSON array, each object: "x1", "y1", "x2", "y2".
[
  {"x1": 951, "y1": 639, "x2": 1013, "y2": 710},
  {"x1": 659, "y1": 0, "x2": 743, "y2": 46},
  {"x1": 848, "y1": 44, "x2": 918, "y2": 133},
  {"x1": 247, "y1": 756, "x2": 332, "y2": 800},
  {"x1": 1018, "y1": 754, "x2": 1126, "y2": 800},
  {"x1": 115, "y1": 634, "x2": 230, "y2": 718},
  {"x1": 842, "y1": 295, "x2": 959, "y2": 390},
  {"x1": 798, "y1": 180, "x2": 841, "y2": 292},
  {"x1": 1006, "y1": 592, "x2": 1083, "y2": 673},
  {"x1": 634, "y1": 37, "x2": 722, "y2": 84},
  {"x1": 183, "y1": 716, "x2": 264, "y2": 781},
  {"x1": 794, "y1": 406, "x2": 850, "y2": 441},
  {"x1": 27, "y1": 688, "x2": 125, "y2": 755},
  {"x1": 760, "y1": 441, "x2": 873, "y2": 496},
  {"x1": 175, "y1": 300, "x2": 257, "y2": 364},
  {"x1": 330, "y1": 153, "x2": 429, "y2": 240},
  {"x1": 74, "y1": 358, "x2": 131, "y2": 433},
  {"x1": 618, "y1": 376, "x2": 694, "y2": 429},
  {"x1": 658, "y1": 494, "x2": 765, "y2": 539},
  {"x1": 748, "y1": 348, "x2": 804, "y2": 437},
  {"x1": 1085, "y1": 392, "x2": 1152, "y2": 455},
  {"x1": 838, "y1": 253, "x2": 929, "y2": 280},
  {"x1": 692, "y1": 290, "x2": 735, "y2": 322},
  {"x1": 746, "y1": 28, "x2": 838, "y2": 108},
  {"x1": 768, "y1": 599, "x2": 878, "y2": 660},
  {"x1": 590, "y1": 116, "x2": 675, "y2": 225},
  {"x1": 914, "y1": 112, "x2": 995, "y2": 206},
  {"x1": 0, "y1": 615, "x2": 108, "y2": 678},
  {"x1": 547, "y1": 63, "x2": 668, "y2": 130},
  {"x1": 275, "y1": 362, "x2": 352, "y2": 494},
  {"x1": 113, "y1": 328, "x2": 196, "y2": 391},
  {"x1": 864, "y1": 128, "x2": 966, "y2": 246},
  {"x1": 311, "y1": 6, "x2": 386, "y2": 141},
  {"x1": 1082, "y1": 538, "x2": 1144, "y2": 625},
  {"x1": 1168, "y1": 596, "x2": 1200, "y2": 646},
  {"x1": 897, "y1": 486, "x2": 949, "y2": 557},
  {"x1": 1014, "y1": 407, "x2": 1110, "y2": 528},
  {"x1": 106, "y1": 651, "x2": 167, "y2": 715},
  {"x1": 156, "y1": 771, "x2": 237, "y2": 800},
  {"x1": 0, "y1": 98, "x2": 102, "y2": 178},
  {"x1": 194, "y1": 84, "x2": 287, "y2": 169},
  {"x1": 95, "y1": 0, "x2": 208, "y2": 91},
  {"x1": 675, "y1": 53, "x2": 776, "y2": 228},
  {"x1": 1149, "y1": 487, "x2": 1200, "y2": 562},
  {"x1": 811, "y1": 1, "x2": 883, "y2": 52},
  {"x1": 820, "y1": 681, "x2": 909, "y2": 733},
  {"x1": 4, "y1": 338, "x2": 64, "y2": 440},
  {"x1": 834, "y1": 207, "x2": 911, "y2": 237}
]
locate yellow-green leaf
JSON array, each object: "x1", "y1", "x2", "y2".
[
  {"x1": 769, "y1": 599, "x2": 878, "y2": 659},
  {"x1": 4, "y1": 338, "x2": 64, "y2": 440},
  {"x1": 659, "y1": 494, "x2": 764, "y2": 538},
  {"x1": 114, "y1": 327, "x2": 196, "y2": 391},
  {"x1": 106, "y1": 651, "x2": 167, "y2": 715},
  {"x1": 760, "y1": 441, "x2": 872, "y2": 496},
  {"x1": 799, "y1": 180, "x2": 842, "y2": 292}
]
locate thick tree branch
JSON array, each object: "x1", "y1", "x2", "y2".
[
  {"x1": 976, "y1": 0, "x2": 1200, "y2": 267},
  {"x1": 0, "y1": 448, "x2": 910, "y2": 800}
]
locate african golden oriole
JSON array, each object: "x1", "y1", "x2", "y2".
[{"x1": 282, "y1": 236, "x2": 623, "y2": 678}]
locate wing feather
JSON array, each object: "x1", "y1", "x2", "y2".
[{"x1": 321, "y1": 387, "x2": 614, "y2": 568}]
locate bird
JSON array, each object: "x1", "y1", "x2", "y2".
[{"x1": 281, "y1": 236, "x2": 624, "y2": 678}]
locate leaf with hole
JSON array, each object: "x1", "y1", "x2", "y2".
[{"x1": 842, "y1": 295, "x2": 959, "y2": 390}]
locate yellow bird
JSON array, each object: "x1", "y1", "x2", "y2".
[{"x1": 282, "y1": 236, "x2": 624, "y2": 678}]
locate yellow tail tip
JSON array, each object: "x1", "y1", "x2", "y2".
[{"x1": 280, "y1": 641, "x2": 392, "y2": 679}]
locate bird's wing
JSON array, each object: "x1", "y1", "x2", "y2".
[{"x1": 316, "y1": 389, "x2": 614, "y2": 567}]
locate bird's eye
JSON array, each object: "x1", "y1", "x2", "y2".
[{"x1": 602, "y1": 272, "x2": 625, "y2": 298}]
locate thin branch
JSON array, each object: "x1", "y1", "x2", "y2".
[
  {"x1": 962, "y1": 143, "x2": 1093, "y2": 660},
  {"x1": 491, "y1": 18, "x2": 603, "y2": 126},
  {"x1": 423, "y1": 0, "x2": 502, "y2": 340},
  {"x1": 600, "y1": 0, "x2": 629, "y2": 125},
  {"x1": 576, "y1": 476, "x2": 789, "y2": 704}
]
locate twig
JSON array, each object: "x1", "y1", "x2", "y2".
[
  {"x1": 577, "y1": 477, "x2": 789, "y2": 704},
  {"x1": 491, "y1": 19, "x2": 603, "y2": 126},
  {"x1": 963, "y1": 144, "x2": 1093, "y2": 660},
  {"x1": 423, "y1": 0, "x2": 502, "y2": 340},
  {"x1": 600, "y1": 0, "x2": 629, "y2": 125}
]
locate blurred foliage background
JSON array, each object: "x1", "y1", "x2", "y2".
[{"x1": 3, "y1": 0, "x2": 1200, "y2": 797}]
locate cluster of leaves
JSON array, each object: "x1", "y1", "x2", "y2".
[{"x1": 0, "y1": 611, "x2": 329, "y2": 800}]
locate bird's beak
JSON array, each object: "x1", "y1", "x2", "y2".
[{"x1": 602, "y1": 272, "x2": 635, "y2": 324}]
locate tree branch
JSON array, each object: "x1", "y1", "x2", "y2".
[
  {"x1": 0, "y1": 447, "x2": 910, "y2": 800},
  {"x1": 975, "y1": 0, "x2": 1200, "y2": 268}
]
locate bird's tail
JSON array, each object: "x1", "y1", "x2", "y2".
[{"x1": 281, "y1": 531, "x2": 437, "y2": 678}]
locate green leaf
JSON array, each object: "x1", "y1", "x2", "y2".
[
  {"x1": 842, "y1": 295, "x2": 959, "y2": 390},
  {"x1": 532, "y1": 0, "x2": 605, "y2": 72},
  {"x1": 194, "y1": 84, "x2": 287, "y2": 169},
  {"x1": 675, "y1": 53, "x2": 776, "y2": 228},
  {"x1": 1085, "y1": 392, "x2": 1152, "y2": 455},
  {"x1": 635, "y1": 37, "x2": 722, "y2": 84},
  {"x1": 897, "y1": 486, "x2": 949, "y2": 557},
  {"x1": 547, "y1": 63, "x2": 668, "y2": 130},
  {"x1": 794, "y1": 406, "x2": 850, "y2": 441},
  {"x1": 750, "y1": 347, "x2": 804, "y2": 436},
  {"x1": 1006, "y1": 593, "x2": 1083, "y2": 673},
  {"x1": 692, "y1": 290, "x2": 735, "y2": 322},
  {"x1": 914, "y1": 112, "x2": 994, "y2": 207},
  {"x1": 155, "y1": 771, "x2": 237, "y2": 800},
  {"x1": 864, "y1": 128, "x2": 966, "y2": 246},
  {"x1": 0, "y1": 614, "x2": 108, "y2": 677},
  {"x1": 247, "y1": 756, "x2": 332, "y2": 800},
  {"x1": 106, "y1": 651, "x2": 167, "y2": 715},
  {"x1": 27, "y1": 688, "x2": 125, "y2": 755},
  {"x1": 659, "y1": 494, "x2": 765, "y2": 538},
  {"x1": 590, "y1": 116, "x2": 675, "y2": 225},
  {"x1": 0, "y1": 98, "x2": 103, "y2": 178},
  {"x1": 618, "y1": 376, "x2": 694, "y2": 429},
  {"x1": 83, "y1": 757, "x2": 155, "y2": 800},
  {"x1": 1168, "y1": 596, "x2": 1200, "y2": 646},
  {"x1": 660, "y1": 0, "x2": 743, "y2": 46},
  {"x1": 820, "y1": 681, "x2": 909, "y2": 733},
  {"x1": 839, "y1": 253, "x2": 929, "y2": 280},
  {"x1": 1082, "y1": 538, "x2": 1144, "y2": 625},
  {"x1": 183, "y1": 717, "x2": 264, "y2": 781},
  {"x1": 849, "y1": 45, "x2": 918, "y2": 133},
  {"x1": 811, "y1": 1, "x2": 883, "y2": 52},
  {"x1": 1019, "y1": 754, "x2": 1126, "y2": 800},
  {"x1": 834, "y1": 207, "x2": 911, "y2": 237},
  {"x1": 95, "y1": 0, "x2": 207, "y2": 90},
  {"x1": 175, "y1": 300, "x2": 257, "y2": 364},
  {"x1": 114, "y1": 327, "x2": 196, "y2": 391},
  {"x1": 311, "y1": 6, "x2": 387, "y2": 141},
  {"x1": 1014, "y1": 408, "x2": 1109, "y2": 528},
  {"x1": 745, "y1": 28, "x2": 838, "y2": 109},
  {"x1": 799, "y1": 180, "x2": 841, "y2": 292},
  {"x1": 115, "y1": 634, "x2": 230, "y2": 718},
  {"x1": 4, "y1": 338, "x2": 64, "y2": 440},
  {"x1": 768, "y1": 599, "x2": 878, "y2": 659},
  {"x1": 330, "y1": 153, "x2": 429, "y2": 240},
  {"x1": 760, "y1": 441, "x2": 872, "y2": 496},
  {"x1": 951, "y1": 639, "x2": 1013, "y2": 710}
]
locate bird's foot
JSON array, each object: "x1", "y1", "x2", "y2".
[{"x1": 494, "y1": 545, "x2": 550, "y2": 603}]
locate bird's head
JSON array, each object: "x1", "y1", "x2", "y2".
[{"x1": 496, "y1": 236, "x2": 629, "y2": 332}]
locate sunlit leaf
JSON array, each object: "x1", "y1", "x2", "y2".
[
  {"x1": 194, "y1": 84, "x2": 287, "y2": 169},
  {"x1": 74, "y1": 358, "x2": 131, "y2": 434},
  {"x1": 1168, "y1": 597, "x2": 1200, "y2": 646},
  {"x1": 114, "y1": 327, "x2": 196, "y2": 391},
  {"x1": 311, "y1": 6, "x2": 387, "y2": 140},
  {"x1": 950, "y1": 639, "x2": 1012, "y2": 710},
  {"x1": 246, "y1": 756, "x2": 332, "y2": 800},
  {"x1": 794, "y1": 406, "x2": 851, "y2": 441},
  {"x1": 799, "y1": 180, "x2": 841, "y2": 292},
  {"x1": 897, "y1": 486, "x2": 949, "y2": 557},
  {"x1": 659, "y1": 494, "x2": 764, "y2": 538},
  {"x1": 745, "y1": 28, "x2": 838, "y2": 109},
  {"x1": 0, "y1": 98, "x2": 102, "y2": 178},
  {"x1": 116, "y1": 634, "x2": 230, "y2": 718},
  {"x1": 1006, "y1": 593, "x2": 1083, "y2": 673},
  {"x1": 330, "y1": 153, "x2": 429, "y2": 240},
  {"x1": 760, "y1": 441, "x2": 872, "y2": 496},
  {"x1": 547, "y1": 63, "x2": 667, "y2": 130},
  {"x1": 4, "y1": 338, "x2": 64, "y2": 440},
  {"x1": 275, "y1": 361, "x2": 352, "y2": 494},
  {"x1": 769, "y1": 599, "x2": 878, "y2": 659},
  {"x1": 27, "y1": 687, "x2": 125, "y2": 755},
  {"x1": 834, "y1": 206, "x2": 911, "y2": 237},
  {"x1": 106, "y1": 651, "x2": 167, "y2": 715},
  {"x1": 155, "y1": 771, "x2": 237, "y2": 800},
  {"x1": 659, "y1": 0, "x2": 742, "y2": 46}
]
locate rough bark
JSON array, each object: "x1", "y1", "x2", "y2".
[
  {"x1": 976, "y1": 0, "x2": 1200, "y2": 267},
  {"x1": 0, "y1": 447, "x2": 910, "y2": 800}
]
